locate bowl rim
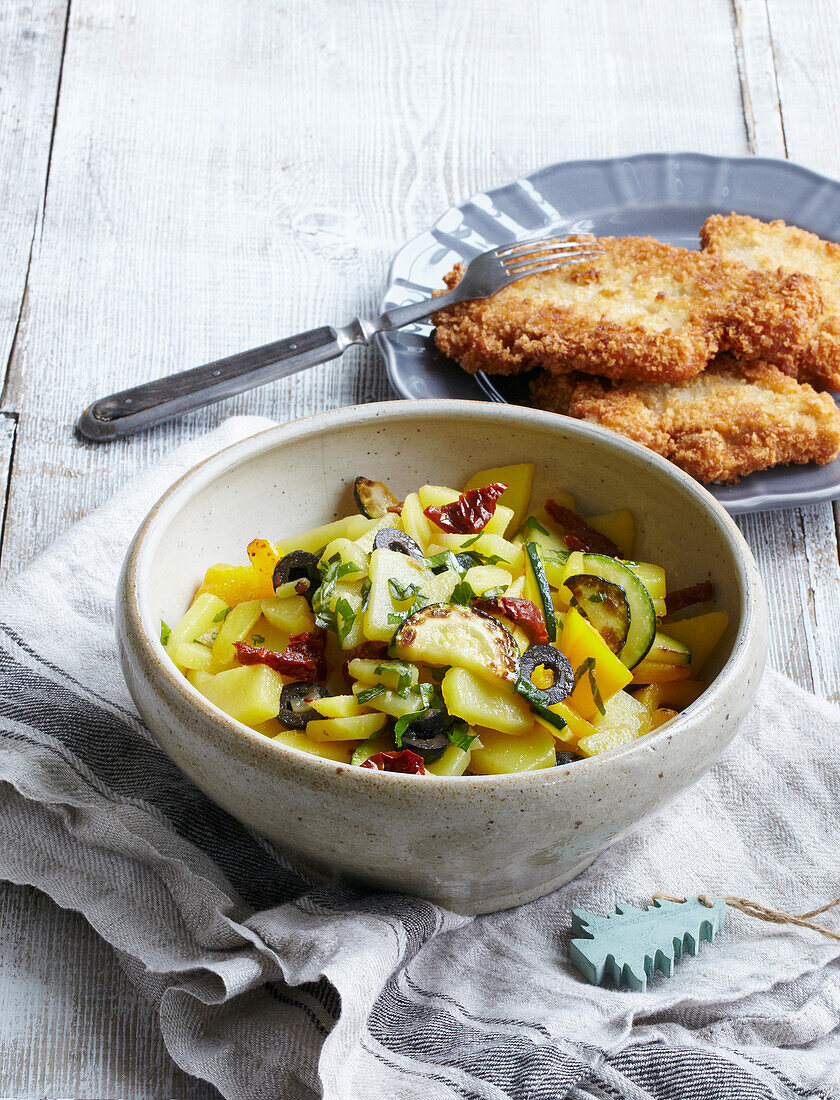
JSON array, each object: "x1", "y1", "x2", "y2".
[{"x1": 122, "y1": 398, "x2": 765, "y2": 788}]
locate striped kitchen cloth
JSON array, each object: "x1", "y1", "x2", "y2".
[{"x1": 0, "y1": 415, "x2": 837, "y2": 1100}]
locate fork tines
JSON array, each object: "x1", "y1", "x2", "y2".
[{"x1": 498, "y1": 236, "x2": 603, "y2": 275}]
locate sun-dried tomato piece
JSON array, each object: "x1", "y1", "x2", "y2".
[
  {"x1": 234, "y1": 631, "x2": 327, "y2": 681},
  {"x1": 424, "y1": 483, "x2": 508, "y2": 534},
  {"x1": 360, "y1": 749, "x2": 426, "y2": 774},
  {"x1": 473, "y1": 597, "x2": 549, "y2": 645},
  {"x1": 664, "y1": 581, "x2": 714, "y2": 615},
  {"x1": 544, "y1": 501, "x2": 619, "y2": 557}
]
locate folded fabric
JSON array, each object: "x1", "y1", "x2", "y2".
[{"x1": 0, "y1": 416, "x2": 837, "y2": 1100}]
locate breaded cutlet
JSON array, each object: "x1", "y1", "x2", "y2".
[
  {"x1": 433, "y1": 235, "x2": 824, "y2": 384},
  {"x1": 701, "y1": 213, "x2": 840, "y2": 390},
  {"x1": 530, "y1": 356, "x2": 840, "y2": 484}
]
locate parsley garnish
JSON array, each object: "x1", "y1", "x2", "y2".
[
  {"x1": 312, "y1": 554, "x2": 361, "y2": 632},
  {"x1": 212, "y1": 607, "x2": 230, "y2": 623},
  {"x1": 459, "y1": 533, "x2": 483, "y2": 548},
  {"x1": 515, "y1": 516, "x2": 551, "y2": 539},
  {"x1": 360, "y1": 577, "x2": 371, "y2": 613},
  {"x1": 574, "y1": 656, "x2": 606, "y2": 715},
  {"x1": 388, "y1": 578, "x2": 423, "y2": 603},
  {"x1": 160, "y1": 620, "x2": 171, "y2": 646},
  {"x1": 447, "y1": 721, "x2": 477, "y2": 751},
  {"x1": 335, "y1": 597, "x2": 356, "y2": 644},
  {"x1": 450, "y1": 580, "x2": 476, "y2": 606},
  {"x1": 356, "y1": 684, "x2": 386, "y2": 704},
  {"x1": 423, "y1": 549, "x2": 462, "y2": 574},
  {"x1": 393, "y1": 708, "x2": 427, "y2": 748}
]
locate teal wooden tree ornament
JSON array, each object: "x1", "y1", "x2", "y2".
[{"x1": 570, "y1": 896, "x2": 727, "y2": 991}]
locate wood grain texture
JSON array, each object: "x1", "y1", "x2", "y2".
[
  {"x1": 0, "y1": 0, "x2": 68, "y2": 383},
  {"x1": 1, "y1": 0, "x2": 839, "y2": 1096}
]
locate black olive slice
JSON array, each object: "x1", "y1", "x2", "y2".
[
  {"x1": 354, "y1": 477, "x2": 401, "y2": 519},
  {"x1": 373, "y1": 527, "x2": 424, "y2": 560},
  {"x1": 277, "y1": 682, "x2": 329, "y2": 730},
  {"x1": 273, "y1": 550, "x2": 322, "y2": 603},
  {"x1": 399, "y1": 708, "x2": 454, "y2": 763},
  {"x1": 564, "y1": 573, "x2": 630, "y2": 655},
  {"x1": 555, "y1": 749, "x2": 581, "y2": 767},
  {"x1": 516, "y1": 644, "x2": 574, "y2": 706}
]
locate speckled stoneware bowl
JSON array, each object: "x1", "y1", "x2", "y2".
[{"x1": 117, "y1": 400, "x2": 767, "y2": 914}]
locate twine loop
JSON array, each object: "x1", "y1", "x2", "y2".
[{"x1": 653, "y1": 893, "x2": 840, "y2": 942}]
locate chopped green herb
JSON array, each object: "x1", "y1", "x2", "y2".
[
  {"x1": 250, "y1": 634, "x2": 266, "y2": 646},
  {"x1": 515, "y1": 515, "x2": 551, "y2": 539},
  {"x1": 160, "y1": 620, "x2": 171, "y2": 646},
  {"x1": 411, "y1": 682, "x2": 442, "y2": 710},
  {"x1": 355, "y1": 684, "x2": 386, "y2": 704},
  {"x1": 459, "y1": 533, "x2": 483, "y2": 548},
  {"x1": 360, "y1": 577, "x2": 371, "y2": 613},
  {"x1": 447, "y1": 721, "x2": 477, "y2": 751},
  {"x1": 387, "y1": 612, "x2": 406, "y2": 625},
  {"x1": 588, "y1": 591, "x2": 609, "y2": 604},
  {"x1": 424, "y1": 549, "x2": 462, "y2": 573},
  {"x1": 212, "y1": 607, "x2": 230, "y2": 623},
  {"x1": 393, "y1": 708, "x2": 427, "y2": 748},
  {"x1": 574, "y1": 656, "x2": 606, "y2": 715},
  {"x1": 388, "y1": 578, "x2": 423, "y2": 603},
  {"x1": 449, "y1": 580, "x2": 476, "y2": 606},
  {"x1": 480, "y1": 586, "x2": 507, "y2": 599},
  {"x1": 542, "y1": 548, "x2": 571, "y2": 565},
  {"x1": 335, "y1": 597, "x2": 356, "y2": 644}
]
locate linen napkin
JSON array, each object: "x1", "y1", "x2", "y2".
[{"x1": 0, "y1": 416, "x2": 838, "y2": 1100}]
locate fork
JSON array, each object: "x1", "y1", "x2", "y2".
[{"x1": 76, "y1": 235, "x2": 601, "y2": 441}]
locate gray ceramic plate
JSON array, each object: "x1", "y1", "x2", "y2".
[{"x1": 378, "y1": 152, "x2": 840, "y2": 514}]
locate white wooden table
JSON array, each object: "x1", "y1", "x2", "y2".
[{"x1": 1, "y1": 1, "x2": 839, "y2": 1094}]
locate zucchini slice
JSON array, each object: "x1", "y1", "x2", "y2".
[
  {"x1": 353, "y1": 477, "x2": 400, "y2": 519},
  {"x1": 523, "y1": 542, "x2": 557, "y2": 641},
  {"x1": 391, "y1": 603, "x2": 520, "y2": 684},
  {"x1": 580, "y1": 553, "x2": 656, "y2": 669},
  {"x1": 564, "y1": 574, "x2": 630, "y2": 655}
]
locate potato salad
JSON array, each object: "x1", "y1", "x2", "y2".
[{"x1": 161, "y1": 464, "x2": 727, "y2": 776}]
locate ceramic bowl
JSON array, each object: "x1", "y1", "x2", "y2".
[{"x1": 117, "y1": 400, "x2": 767, "y2": 914}]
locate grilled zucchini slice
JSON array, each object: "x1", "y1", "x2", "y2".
[{"x1": 390, "y1": 604, "x2": 519, "y2": 684}]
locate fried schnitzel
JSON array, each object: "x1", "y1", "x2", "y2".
[
  {"x1": 530, "y1": 356, "x2": 840, "y2": 484},
  {"x1": 433, "y1": 235, "x2": 823, "y2": 383},
  {"x1": 701, "y1": 213, "x2": 840, "y2": 390}
]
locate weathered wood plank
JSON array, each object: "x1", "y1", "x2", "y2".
[
  {"x1": 0, "y1": 0, "x2": 69, "y2": 382},
  {"x1": 730, "y1": 0, "x2": 840, "y2": 701},
  {"x1": 0, "y1": 881, "x2": 219, "y2": 1099},
  {"x1": 0, "y1": 0, "x2": 747, "y2": 583}
]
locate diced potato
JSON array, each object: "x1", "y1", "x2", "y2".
[
  {"x1": 400, "y1": 492, "x2": 435, "y2": 551},
  {"x1": 249, "y1": 616, "x2": 290, "y2": 655},
  {"x1": 418, "y1": 484, "x2": 460, "y2": 509},
  {"x1": 441, "y1": 666, "x2": 533, "y2": 735},
  {"x1": 462, "y1": 564, "x2": 512, "y2": 596},
  {"x1": 548, "y1": 700, "x2": 598, "y2": 742},
  {"x1": 463, "y1": 463, "x2": 534, "y2": 534},
  {"x1": 363, "y1": 548, "x2": 434, "y2": 642},
  {"x1": 576, "y1": 690, "x2": 651, "y2": 757},
  {"x1": 431, "y1": 531, "x2": 522, "y2": 569},
  {"x1": 306, "y1": 712, "x2": 388, "y2": 742},
  {"x1": 663, "y1": 612, "x2": 729, "y2": 675},
  {"x1": 560, "y1": 608, "x2": 633, "y2": 719},
  {"x1": 348, "y1": 658, "x2": 419, "y2": 692},
  {"x1": 506, "y1": 576, "x2": 526, "y2": 598},
  {"x1": 352, "y1": 682, "x2": 424, "y2": 718},
  {"x1": 310, "y1": 694, "x2": 369, "y2": 719},
  {"x1": 167, "y1": 593, "x2": 229, "y2": 660},
  {"x1": 187, "y1": 668, "x2": 215, "y2": 692},
  {"x1": 213, "y1": 599, "x2": 263, "y2": 666},
  {"x1": 247, "y1": 538, "x2": 281, "y2": 576},
  {"x1": 633, "y1": 680, "x2": 706, "y2": 710},
  {"x1": 352, "y1": 514, "x2": 396, "y2": 556},
  {"x1": 275, "y1": 514, "x2": 378, "y2": 556},
  {"x1": 261, "y1": 595, "x2": 315, "y2": 636},
  {"x1": 551, "y1": 491, "x2": 576, "y2": 512},
  {"x1": 482, "y1": 504, "x2": 515, "y2": 537},
  {"x1": 202, "y1": 664, "x2": 285, "y2": 726},
  {"x1": 319, "y1": 537, "x2": 369, "y2": 577},
  {"x1": 196, "y1": 564, "x2": 275, "y2": 605},
  {"x1": 426, "y1": 743, "x2": 472, "y2": 776},
  {"x1": 255, "y1": 719, "x2": 359, "y2": 763},
  {"x1": 651, "y1": 708, "x2": 678, "y2": 729},
  {"x1": 587, "y1": 509, "x2": 635, "y2": 558},
  {"x1": 469, "y1": 725, "x2": 556, "y2": 774},
  {"x1": 631, "y1": 661, "x2": 693, "y2": 684},
  {"x1": 172, "y1": 641, "x2": 215, "y2": 672}
]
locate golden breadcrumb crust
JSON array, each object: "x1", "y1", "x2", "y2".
[
  {"x1": 433, "y1": 236, "x2": 824, "y2": 383},
  {"x1": 701, "y1": 213, "x2": 840, "y2": 390},
  {"x1": 530, "y1": 356, "x2": 840, "y2": 484}
]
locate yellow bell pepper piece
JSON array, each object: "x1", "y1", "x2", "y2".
[{"x1": 560, "y1": 607, "x2": 632, "y2": 719}]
